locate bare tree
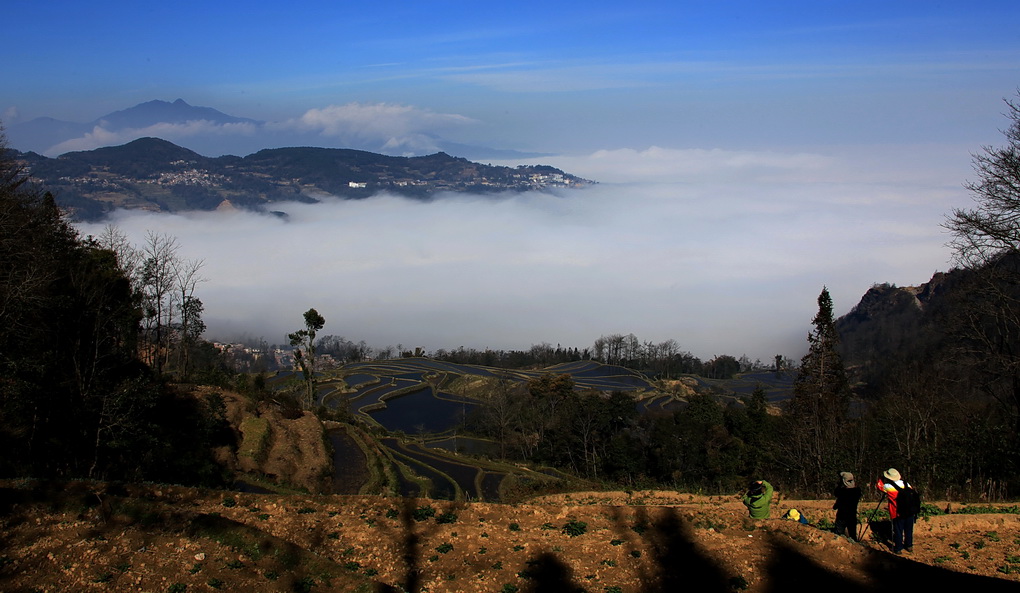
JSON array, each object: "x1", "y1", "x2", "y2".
[
  {"x1": 944, "y1": 91, "x2": 1020, "y2": 439},
  {"x1": 96, "y1": 224, "x2": 143, "y2": 283},
  {"x1": 173, "y1": 256, "x2": 206, "y2": 378},
  {"x1": 139, "y1": 232, "x2": 179, "y2": 373}
]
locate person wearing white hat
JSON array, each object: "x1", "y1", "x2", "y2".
[{"x1": 876, "y1": 468, "x2": 916, "y2": 553}]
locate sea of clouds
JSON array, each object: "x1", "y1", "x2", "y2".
[{"x1": 75, "y1": 144, "x2": 971, "y2": 361}]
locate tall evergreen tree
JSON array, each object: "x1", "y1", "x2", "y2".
[{"x1": 785, "y1": 287, "x2": 853, "y2": 493}]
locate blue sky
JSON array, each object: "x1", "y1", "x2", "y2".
[
  {"x1": 6, "y1": 2, "x2": 1018, "y2": 151},
  {"x1": 8, "y1": 1, "x2": 1020, "y2": 359}
]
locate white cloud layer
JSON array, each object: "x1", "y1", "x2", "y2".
[
  {"x1": 74, "y1": 144, "x2": 968, "y2": 362},
  {"x1": 269, "y1": 103, "x2": 476, "y2": 154}
]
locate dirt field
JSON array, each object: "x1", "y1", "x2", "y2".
[{"x1": 3, "y1": 481, "x2": 1020, "y2": 593}]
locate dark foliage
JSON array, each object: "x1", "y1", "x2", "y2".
[{"x1": 0, "y1": 132, "x2": 228, "y2": 485}]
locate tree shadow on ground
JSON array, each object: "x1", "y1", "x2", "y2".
[
  {"x1": 600, "y1": 506, "x2": 733, "y2": 592},
  {"x1": 521, "y1": 552, "x2": 587, "y2": 593},
  {"x1": 764, "y1": 528, "x2": 1020, "y2": 593},
  {"x1": 638, "y1": 509, "x2": 733, "y2": 592},
  {"x1": 596, "y1": 505, "x2": 1020, "y2": 593},
  {"x1": 375, "y1": 497, "x2": 429, "y2": 593}
]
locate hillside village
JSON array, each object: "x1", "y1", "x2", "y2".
[{"x1": 16, "y1": 138, "x2": 592, "y2": 219}]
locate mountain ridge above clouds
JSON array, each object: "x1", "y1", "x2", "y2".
[
  {"x1": 5, "y1": 99, "x2": 546, "y2": 161},
  {"x1": 15, "y1": 136, "x2": 591, "y2": 221}
]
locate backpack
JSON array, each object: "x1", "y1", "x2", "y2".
[{"x1": 891, "y1": 482, "x2": 921, "y2": 517}]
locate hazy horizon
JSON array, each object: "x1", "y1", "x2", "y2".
[{"x1": 8, "y1": 1, "x2": 1020, "y2": 362}]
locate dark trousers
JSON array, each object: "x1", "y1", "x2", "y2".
[
  {"x1": 892, "y1": 515, "x2": 915, "y2": 551},
  {"x1": 834, "y1": 517, "x2": 857, "y2": 541}
]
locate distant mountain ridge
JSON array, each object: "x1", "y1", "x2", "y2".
[
  {"x1": 6, "y1": 99, "x2": 259, "y2": 155},
  {"x1": 4, "y1": 98, "x2": 549, "y2": 160},
  {"x1": 834, "y1": 264, "x2": 975, "y2": 394},
  {"x1": 15, "y1": 137, "x2": 592, "y2": 221}
]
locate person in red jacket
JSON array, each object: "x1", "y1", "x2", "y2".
[{"x1": 876, "y1": 468, "x2": 914, "y2": 553}]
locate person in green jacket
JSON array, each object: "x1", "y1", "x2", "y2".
[{"x1": 742, "y1": 480, "x2": 774, "y2": 519}]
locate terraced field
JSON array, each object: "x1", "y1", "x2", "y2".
[{"x1": 269, "y1": 359, "x2": 793, "y2": 503}]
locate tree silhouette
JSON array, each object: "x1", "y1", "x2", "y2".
[
  {"x1": 289, "y1": 308, "x2": 326, "y2": 408},
  {"x1": 786, "y1": 287, "x2": 853, "y2": 494}
]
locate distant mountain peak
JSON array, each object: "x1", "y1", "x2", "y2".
[{"x1": 95, "y1": 99, "x2": 261, "y2": 129}]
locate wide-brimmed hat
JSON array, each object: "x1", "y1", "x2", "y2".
[
  {"x1": 883, "y1": 468, "x2": 901, "y2": 481},
  {"x1": 839, "y1": 471, "x2": 855, "y2": 488}
]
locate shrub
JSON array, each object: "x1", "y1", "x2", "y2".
[
  {"x1": 437, "y1": 511, "x2": 458, "y2": 524},
  {"x1": 962, "y1": 504, "x2": 1020, "y2": 515},
  {"x1": 168, "y1": 585, "x2": 187, "y2": 593},
  {"x1": 412, "y1": 505, "x2": 436, "y2": 522},
  {"x1": 562, "y1": 520, "x2": 588, "y2": 537},
  {"x1": 508, "y1": 522, "x2": 521, "y2": 531},
  {"x1": 436, "y1": 543, "x2": 453, "y2": 554},
  {"x1": 221, "y1": 496, "x2": 237, "y2": 508}
]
